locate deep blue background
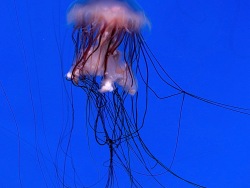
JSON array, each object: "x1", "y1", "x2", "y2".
[{"x1": 1, "y1": 0, "x2": 250, "y2": 187}]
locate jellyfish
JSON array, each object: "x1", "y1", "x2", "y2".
[{"x1": 64, "y1": 0, "x2": 206, "y2": 187}]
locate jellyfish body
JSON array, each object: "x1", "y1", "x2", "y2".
[{"x1": 66, "y1": 0, "x2": 149, "y2": 94}]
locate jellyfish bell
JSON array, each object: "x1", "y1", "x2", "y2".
[
  {"x1": 66, "y1": 0, "x2": 149, "y2": 95},
  {"x1": 67, "y1": 0, "x2": 149, "y2": 30}
]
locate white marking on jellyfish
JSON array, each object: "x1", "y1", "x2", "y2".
[
  {"x1": 66, "y1": 71, "x2": 72, "y2": 80},
  {"x1": 99, "y1": 79, "x2": 114, "y2": 93}
]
